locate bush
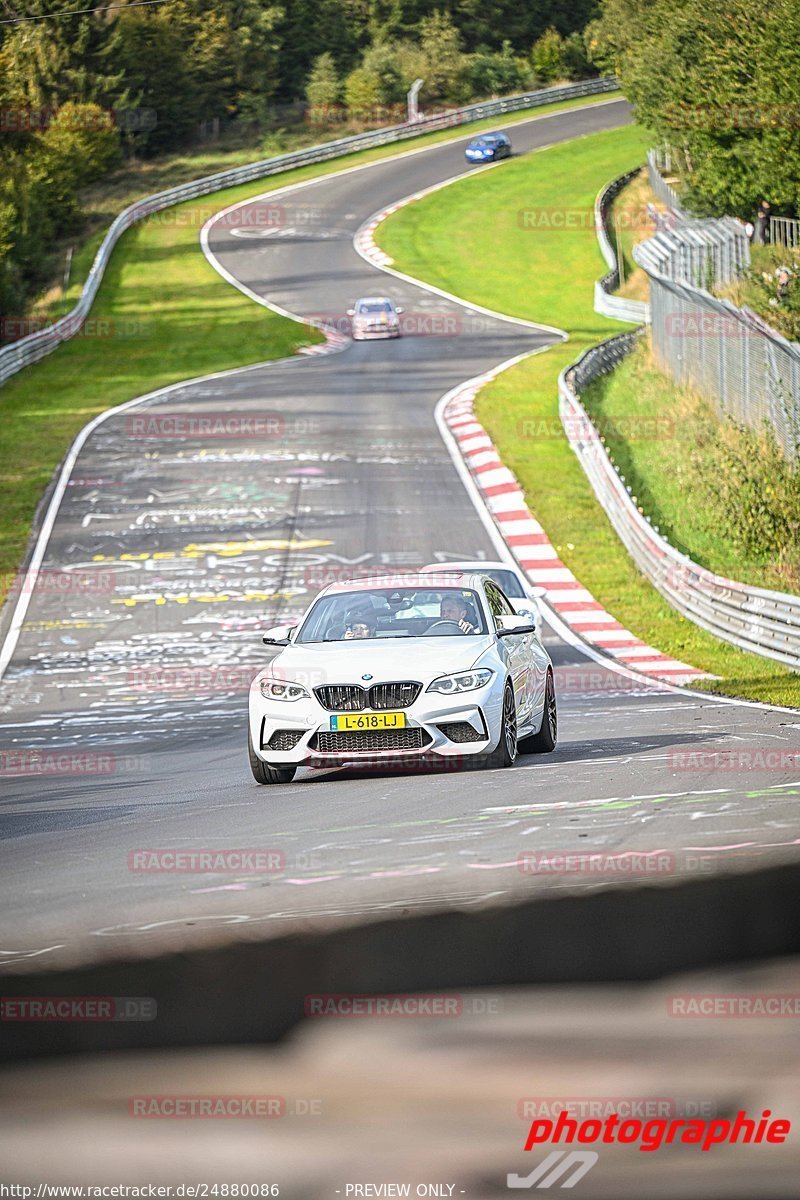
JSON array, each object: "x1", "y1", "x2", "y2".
[
  {"x1": 531, "y1": 28, "x2": 566, "y2": 84},
  {"x1": 305, "y1": 52, "x2": 340, "y2": 110},
  {"x1": 692, "y1": 418, "x2": 800, "y2": 584}
]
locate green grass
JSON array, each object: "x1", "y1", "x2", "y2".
[
  {"x1": 582, "y1": 344, "x2": 800, "y2": 593},
  {"x1": 0, "y1": 92, "x2": 618, "y2": 604},
  {"x1": 376, "y1": 124, "x2": 800, "y2": 708}
]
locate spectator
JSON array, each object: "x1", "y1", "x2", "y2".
[{"x1": 754, "y1": 200, "x2": 771, "y2": 244}]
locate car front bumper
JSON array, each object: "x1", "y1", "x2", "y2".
[
  {"x1": 352, "y1": 323, "x2": 400, "y2": 339},
  {"x1": 249, "y1": 679, "x2": 504, "y2": 767}
]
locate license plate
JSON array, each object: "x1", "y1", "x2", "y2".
[{"x1": 330, "y1": 711, "x2": 407, "y2": 731}]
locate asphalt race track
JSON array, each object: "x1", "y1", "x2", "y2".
[{"x1": 2, "y1": 97, "x2": 800, "y2": 972}]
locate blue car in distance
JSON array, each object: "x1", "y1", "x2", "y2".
[{"x1": 464, "y1": 132, "x2": 512, "y2": 163}]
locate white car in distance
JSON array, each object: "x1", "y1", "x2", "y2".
[{"x1": 347, "y1": 296, "x2": 402, "y2": 340}]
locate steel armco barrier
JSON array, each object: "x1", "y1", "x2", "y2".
[
  {"x1": 0, "y1": 77, "x2": 618, "y2": 387},
  {"x1": 594, "y1": 167, "x2": 650, "y2": 324},
  {"x1": 559, "y1": 335, "x2": 800, "y2": 669}
]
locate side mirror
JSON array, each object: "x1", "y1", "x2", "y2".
[
  {"x1": 395, "y1": 306, "x2": 404, "y2": 313},
  {"x1": 346, "y1": 308, "x2": 355, "y2": 317},
  {"x1": 261, "y1": 623, "x2": 295, "y2": 647},
  {"x1": 497, "y1": 615, "x2": 537, "y2": 637},
  {"x1": 531, "y1": 586, "x2": 547, "y2": 599}
]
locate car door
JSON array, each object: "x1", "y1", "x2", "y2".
[{"x1": 485, "y1": 581, "x2": 532, "y2": 724}]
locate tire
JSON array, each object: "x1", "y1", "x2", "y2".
[
  {"x1": 518, "y1": 670, "x2": 557, "y2": 755},
  {"x1": 248, "y1": 731, "x2": 297, "y2": 785},
  {"x1": 484, "y1": 683, "x2": 518, "y2": 769}
]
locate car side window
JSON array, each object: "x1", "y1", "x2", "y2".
[
  {"x1": 493, "y1": 586, "x2": 515, "y2": 617},
  {"x1": 484, "y1": 581, "x2": 505, "y2": 630}
]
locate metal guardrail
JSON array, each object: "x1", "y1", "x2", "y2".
[
  {"x1": 593, "y1": 167, "x2": 650, "y2": 324},
  {"x1": 646, "y1": 148, "x2": 685, "y2": 215},
  {"x1": 770, "y1": 216, "x2": 800, "y2": 249},
  {"x1": 559, "y1": 334, "x2": 800, "y2": 669},
  {"x1": 0, "y1": 77, "x2": 618, "y2": 387}
]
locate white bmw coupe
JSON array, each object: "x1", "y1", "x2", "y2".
[{"x1": 248, "y1": 573, "x2": 557, "y2": 785}]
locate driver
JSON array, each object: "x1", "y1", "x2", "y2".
[
  {"x1": 440, "y1": 594, "x2": 476, "y2": 634},
  {"x1": 343, "y1": 608, "x2": 377, "y2": 639}
]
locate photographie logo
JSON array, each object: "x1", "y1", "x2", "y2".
[
  {"x1": 520, "y1": 1107, "x2": 790, "y2": 1154},
  {"x1": 508, "y1": 1151, "x2": 598, "y2": 1189}
]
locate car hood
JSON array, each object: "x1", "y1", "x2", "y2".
[{"x1": 261, "y1": 635, "x2": 494, "y2": 686}]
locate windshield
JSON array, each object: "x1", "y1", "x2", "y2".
[
  {"x1": 296, "y1": 587, "x2": 487, "y2": 642},
  {"x1": 431, "y1": 568, "x2": 526, "y2": 599},
  {"x1": 357, "y1": 301, "x2": 392, "y2": 313},
  {"x1": 481, "y1": 568, "x2": 526, "y2": 598}
]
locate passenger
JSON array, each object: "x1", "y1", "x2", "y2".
[{"x1": 343, "y1": 609, "x2": 378, "y2": 639}]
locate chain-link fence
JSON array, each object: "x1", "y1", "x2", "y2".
[{"x1": 634, "y1": 162, "x2": 800, "y2": 462}]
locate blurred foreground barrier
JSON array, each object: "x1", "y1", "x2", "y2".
[{"x1": 2, "y1": 855, "x2": 800, "y2": 1060}]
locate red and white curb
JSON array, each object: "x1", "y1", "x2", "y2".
[
  {"x1": 443, "y1": 375, "x2": 711, "y2": 686},
  {"x1": 355, "y1": 209, "x2": 399, "y2": 267},
  {"x1": 298, "y1": 327, "x2": 350, "y2": 355}
]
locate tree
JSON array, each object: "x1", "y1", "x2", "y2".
[
  {"x1": 306, "y1": 53, "x2": 341, "y2": 109},
  {"x1": 343, "y1": 66, "x2": 382, "y2": 116},
  {"x1": 462, "y1": 42, "x2": 530, "y2": 100},
  {"x1": 418, "y1": 11, "x2": 463, "y2": 101},
  {"x1": 531, "y1": 28, "x2": 566, "y2": 84},
  {"x1": 361, "y1": 43, "x2": 407, "y2": 104},
  {"x1": 594, "y1": 0, "x2": 800, "y2": 216}
]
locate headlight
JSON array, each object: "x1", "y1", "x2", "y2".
[
  {"x1": 259, "y1": 677, "x2": 309, "y2": 702},
  {"x1": 426, "y1": 669, "x2": 494, "y2": 695}
]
